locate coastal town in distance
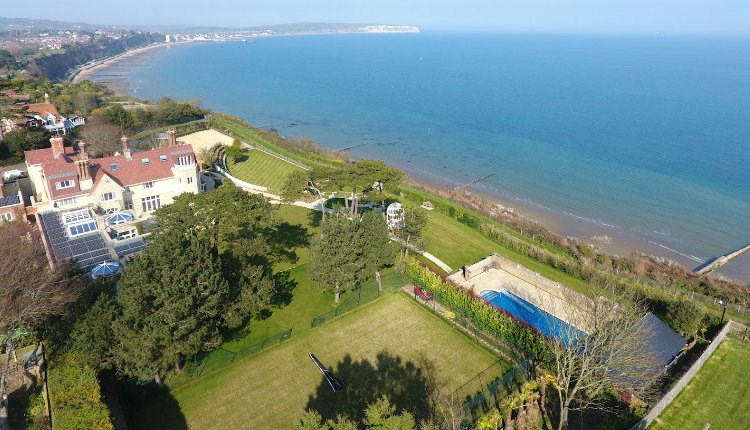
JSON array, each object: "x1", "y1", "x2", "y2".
[{"x1": 0, "y1": 3, "x2": 749, "y2": 430}]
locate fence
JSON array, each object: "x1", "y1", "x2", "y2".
[
  {"x1": 311, "y1": 271, "x2": 405, "y2": 327},
  {"x1": 459, "y1": 359, "x2": 533, "y2": 423},
  {"x1": 629, "y1": 322, "x2": 739, "y2": 430},
  {"x1": 169, "y1": 328, "x2": 292, "y2": 387},
  {"x1": 409, "y1": 273, "x2": 531, "y2": 361}
]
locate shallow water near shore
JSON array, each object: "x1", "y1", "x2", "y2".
[{"x1": 85, "y1": 33, "x2": 750, "y2": 282}]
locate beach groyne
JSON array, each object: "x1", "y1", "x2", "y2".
[{"x1": 694, "y1": 243, "x2": 750, "y2": 276}]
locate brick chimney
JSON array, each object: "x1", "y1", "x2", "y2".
[
  {"x1": 75, "y1": 142, "x2": 92, "y2": 190},
  {"x1": 167, "y1": 129, "x2": 177, "y2": 147},
  {"x1": 44, "y1": 93, "x2": 51, "y2": 104},
  {"x1": 121, "y1": 135, "x2": 131, "y2": 160},
  {"x1": 50, "y1": 136, "x2": 65, "y2": 159}
]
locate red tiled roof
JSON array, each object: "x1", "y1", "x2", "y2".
[
  {"x1": 92, "y1": 145, "x2": 196, "y2": 187},
  {"x1": 24, "y1": 103, "x2": 62, "y2": 119},
  {"x1": 25, "y1": 144, "x2": 77, "y2": 166},
  {"x1": 25, "y1": 143, "x2": 196, "y2": 201}
]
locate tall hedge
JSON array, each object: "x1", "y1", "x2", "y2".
[
  {"x1": 47, "y1": 353, "x2": 113, "y2": 430},
  {"x1": 405, "y1": 258, "x2": 552, "y2": 363}
]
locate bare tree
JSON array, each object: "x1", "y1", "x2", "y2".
[
  {"x1": 0, "y1": 223, "x2": 81, "y2": 430},
  {"x1": 543, "y1": 285, "x2": 660, "y2": 430},
  {"x1": 78, "y1": 114, "x2": 123, "y2": 157}
]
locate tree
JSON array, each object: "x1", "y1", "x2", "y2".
[
  {"x1": 79, "y1": 114, "x2": 123, "y2": 157},
  {"x1": 281, "y1": 168, "x2": 334, "y2": 222},
  {"x1": 299, "y1": 397, "x2": 432, "y2": 430},
  {"x1": 114, "y1": 233, "x2": 229, "y2": 383},
  {"x1": 665, "y1": 299, "x2": 702, "y2": 336},
  {"x1": 71, "y1": 91, "x2": 101, "y2": 116},
  {"x1": 354, "y1": 160, "x2": 402, "y2": 216},
  {"x1": 103, "y1": 104, "x2": 134, "y2": 130},
  {"x1": 391, "y1": 207, "x2": 428, "y2": 265},
  {"x1": 358, "y1": 212, "x2": 397, "y2": 291},
  {"x1": 0, "y1": 223, "x2": 82, "y2": 430},
  {"x1": 225, "y1": 138, "x2": 244, "y2": 163},
  {"x1": 146, "y1": 183, "x2": 279, "y2": 327},
  {"x1": 0, "y1": 51, "x2": 14, "y2": 72},
  {"x1": 545, "y1": 285, "x2": 660, "y2": 430},
  {"x1": 0, "y1": 128, "x2": 50, "y2": 162},
  {"x1": 309, "y1": 214, "x2": 364, "y2": 303}
]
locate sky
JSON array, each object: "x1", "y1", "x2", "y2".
[{"x1": 4, "y1": 0, "x2": 750, "y2": 34}]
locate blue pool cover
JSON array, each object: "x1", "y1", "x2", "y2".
[{"x1": 480, "y1": 289, "x2": 584, "y2": 346}]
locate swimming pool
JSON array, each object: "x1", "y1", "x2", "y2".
[{"x1": 480, "y1": 290, "x2": 584, "y2": 346}]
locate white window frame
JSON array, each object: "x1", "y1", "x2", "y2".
[
  {"x1": 101, "y1": 191, "x2": 116, "y2": 201},
  {"x1": 63, "y1": 208, "x2": 92, "y2": 224},
  {"x1": 187, "y1": 177, "x2": 194, "y2": 184},
  {"x1": 67, "y1": 221, "x2": 98, "y2": 237},
  {"x1": 176, "y1": 155, "x2": 192, "y2": 166},
  {"x1": 141, "y1": 195, "x2": 161, "y2": 213},
  {"x1": 1, "y1": 212, "x2": 13, "y2": 222},
  {"x1": 58, "y1": 197, "x2": 78, "y2": 208},
  {"x1": 56, "y1": 179, "x2": 74, "y2": 190},
  {"x1": 143, "y1": 181, "x2": 154, "y2": 190}
]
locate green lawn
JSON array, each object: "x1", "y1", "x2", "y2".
[
  {"x1": 423, "y1": 208, "x2": 591, "y2": 293},
  {"x1": 228, "y1": 149, "x2": 303, "y2": 192},
  {"x1": 649, "y1": 336, "x2": 750, "y2": 430},
  {"x1": 138, "y1": 293, "x2": 508, "y2": 429}
]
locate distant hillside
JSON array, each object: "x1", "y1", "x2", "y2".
[
  {"x1": 237, "y1": 22, "x2": 419, "y2": 34},
  {"x1": 0, "y1": 17, "x2": 117, "y2": 32},
  {"x1": 31, "y1": 32, "x2": 164, "y2": 81}
]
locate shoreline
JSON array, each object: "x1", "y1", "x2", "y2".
[{"x1": 76, "y1": 41, "x2": 750, "y2": 284}]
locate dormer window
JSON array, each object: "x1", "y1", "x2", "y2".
[
  {"x1": 176, "y1": 155, "x2": 192, "y2": 166},
  {"x1": 110, "y1": 163, "x2": 119, "y2": 171},
  {"x1": 55, "y1": 179, "x2": 74, "y2": 190},
  {"x1": 160, "y1": 155, "x2": 168, "y2": 162},
  {"x1": 141, "y1": 158, "x2": 150, "y2": 165}
]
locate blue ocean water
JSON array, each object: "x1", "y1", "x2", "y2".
[{"x1": 109, "y1": 33, "x2": 750, "y2": 280}]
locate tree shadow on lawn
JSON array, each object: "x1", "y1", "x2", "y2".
[
  {"x1": 306, "y1": 351, "x2": 437, "y2": 423},
  {"x1": 307, "y1": 209, "x2": 322, "y2": 228},
  {"x1": 118, "y1": 379, "x2": 188, "y2": 430},
  {"x1": 263, "y1": 221, "x2": 312, "y2": 265}
]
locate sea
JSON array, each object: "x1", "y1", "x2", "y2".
[{"x1": 87, "y1": 32, "x2": 750, "y2": 282}]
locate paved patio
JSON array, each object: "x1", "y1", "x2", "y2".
[{"x1": 453, "y1": 257, "x2": 593, "y2": 333}]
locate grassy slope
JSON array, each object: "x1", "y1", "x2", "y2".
[
  {"x1": 172, "y1": 293, "x2": 507, "y2": 429},
  {"x1": 422, "y1": 207, "x2": 591, "y2": 293},
  {"x1": 228, "y1": 149, "x2": 302, "y2": 192},
  {"x1": 649, "y1": 336, "x2": 750, "y2": 430}
]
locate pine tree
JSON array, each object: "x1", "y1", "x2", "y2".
[{"x1": 114, "y1": 234, "x2": 229, "y2": 382}]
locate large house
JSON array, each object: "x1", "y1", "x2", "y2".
[
  {"x1": 24, "y1": 96, "x2": 85, "y2": 135},
  {"x1": 24, "y1": 130, "x2": 201, "y2": 271}
]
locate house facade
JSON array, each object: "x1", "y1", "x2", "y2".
[
  {"x1": 25, "y1": 133, "x2": 200, "y2": 217},
  {"x1": 24, "y1": 98, "x2": 85, "y2": 135}
]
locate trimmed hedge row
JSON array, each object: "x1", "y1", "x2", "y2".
[{"x1": 405, "y1": 258, "x2": 552, "y2": 363}]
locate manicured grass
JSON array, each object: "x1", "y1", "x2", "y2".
[
  {"x1": 228, "y1": 149, "x2": 302, "y2": 192},
  {"x1": 169, "y1": 293, "x2": 508, "y2": 429},
  {"x1": 649, "y1": 336, "x2": 750, "y2": 430},
  {"x1": 423, "y1": 208, "x2": 591, "y2": 293},
  {"x1": 273, "y1": 204, "x2": 320, "y2": 271}
]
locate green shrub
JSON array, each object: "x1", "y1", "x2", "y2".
[
  {"x1": 665, "y1": 299, "x2": 703, "y2": 336},
  {"x1": 405, "y1": 257, "x2": 552, "y2": 363},
  {"x1": 47, "y1": 353, "x2": 113, "y2": 430}
]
